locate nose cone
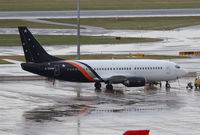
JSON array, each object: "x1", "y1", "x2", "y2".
[
  {"x1": 183, "y1": 68, "x2": 189, "y2": 75},
  {"x1": 178, "y1": 68, "x2": 188, "y2": 78}
]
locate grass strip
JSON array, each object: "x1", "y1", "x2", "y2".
[
  {"x1": 0, "y1": 34, "x2": 161, "y2": 46},
  {"x1": 44, "y1": 16, "x2": 200, "y2": 30},
  {"x1": 0, "y1": 0, "x2": 200, "y2": 11},
  {"x1": 0, "y1": 54, "x2": 188, "y2": 64},
  {"x1": 2, "y1": 16, "x2": 200, "y2": 30}
]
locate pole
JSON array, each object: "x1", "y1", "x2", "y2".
[{"x1": 77, "y1": 0, "x2": 80, "y2": 60}]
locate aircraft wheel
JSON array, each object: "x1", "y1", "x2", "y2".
[
  {"x1": 106, "y1": 84, "x2": 113, "y2": 90},
  {"x1": 166, "y1": 81, "x2": 171, "y2": 88},
  {"x1": 95, "y1": 82, "x2": 101, "y2": 89}
]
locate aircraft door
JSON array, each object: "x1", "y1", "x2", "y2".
[{"x1": 54, "y1": 65, "x2": 60, "y2": 76}]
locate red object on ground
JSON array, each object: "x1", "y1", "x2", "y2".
[{"x1": 123, "y1": 130, "x2": 150, "y2": 135}]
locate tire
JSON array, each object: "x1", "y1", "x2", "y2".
[
  {"x1": 166, "y1": 83, "x2": 170, "y2": 88},
  {"x1": 95, "y1": 82, "x2": 101, "y2": 89},
  {"x1": 106, "y1": 84, "x2": 113, "y2": 90}
]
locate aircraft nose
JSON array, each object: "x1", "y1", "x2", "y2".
[
  {"x1": 180, "y1": 68, "x2": 188, "y2": 77},
  {"x1": 183, "y1": 68, "x2": 188, "y2": 75},
  {"x1": 176, "y1": 68, "x2": 188, "y2": 78}
]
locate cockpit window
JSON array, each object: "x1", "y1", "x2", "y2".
[{"x1": 175, "y1": 65, "x2": 181, "y2": 69}]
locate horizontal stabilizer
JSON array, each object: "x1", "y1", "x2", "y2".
[{"x1": 2, "y1": 59, "x2": 23, "y2": 64}]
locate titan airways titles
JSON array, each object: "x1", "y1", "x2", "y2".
[{"x1": 17, "y1": 26, "x2": 187, "y2": 90}]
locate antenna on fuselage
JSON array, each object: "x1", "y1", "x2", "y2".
[{"x1": 77, "y1": 0, "x2": 80, "y2": 60}]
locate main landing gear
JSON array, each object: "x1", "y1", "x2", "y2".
[
  {"x1": 165, "y1": 81, "x2": 171, "y2": 88},
  {"x1": 106, "y1": 84, "x2": 113, "y2": 90},
  {"x1": 94, "y1": 82, "x2": 101, "y2": 90},
  {"x1": 94, "y1": 82, "x2": 114, "y2": 90}
]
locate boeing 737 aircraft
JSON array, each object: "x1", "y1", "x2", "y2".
[{"x1": 16, "y1": 26, "x2": 187, "y2": 90}]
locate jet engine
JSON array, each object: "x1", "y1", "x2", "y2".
[{"x1": 123, "y1": 77, "x2": 146, "y2": 87}]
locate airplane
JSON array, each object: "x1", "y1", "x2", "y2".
[{"x1": 15, "y1": 26, "x2": 187, "y2": 90}]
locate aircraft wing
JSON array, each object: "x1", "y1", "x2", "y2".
[
  {"x1": 103, "y1": 75, "x2": 128, "y2": 84},
  {"x1": 2, "y1": 59, "x2": 23, "y2": 64},
  {"x1": 102, "y1": 75, "x2": 146, "y2": 87}
]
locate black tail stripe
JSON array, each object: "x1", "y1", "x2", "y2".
[{"x1": 76, "y1": 61, "x2": 104, "y2": 82}]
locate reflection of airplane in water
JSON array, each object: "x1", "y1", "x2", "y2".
[{"x1": 12, "y1": 27, "x2": 188, "y2": 90}]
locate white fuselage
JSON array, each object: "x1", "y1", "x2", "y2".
[{"x1": 75, "y1": 59, "x2": 187, "y2": 82}]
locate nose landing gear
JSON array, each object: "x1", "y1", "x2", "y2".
[{"x1": 165, "y1": 81, "x2": 171, "y2": 88}]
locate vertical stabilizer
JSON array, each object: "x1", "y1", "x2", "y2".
[{"x1": 18, "y1": 26, "x2": 62, "y2": 63}]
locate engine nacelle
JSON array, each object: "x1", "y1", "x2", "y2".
[{"x1": 123, "y1": 77, "x2": 146, "y2": 87}]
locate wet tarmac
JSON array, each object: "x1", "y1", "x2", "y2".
[{"x1": 0, "y1": 77, "x2": 200, "y2": 135}]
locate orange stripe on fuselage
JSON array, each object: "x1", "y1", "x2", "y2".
[{"x1": 61, "y1": 60, "x2": 96, "y2": 82}]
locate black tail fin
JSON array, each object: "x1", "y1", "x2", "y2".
[{"x1": 18, "y1": 26, "x2": 62, "y2": 63}]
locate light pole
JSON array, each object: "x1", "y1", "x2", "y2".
[{"x1": 77, "y1": 0, "x2": 80, "y2": 60}]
